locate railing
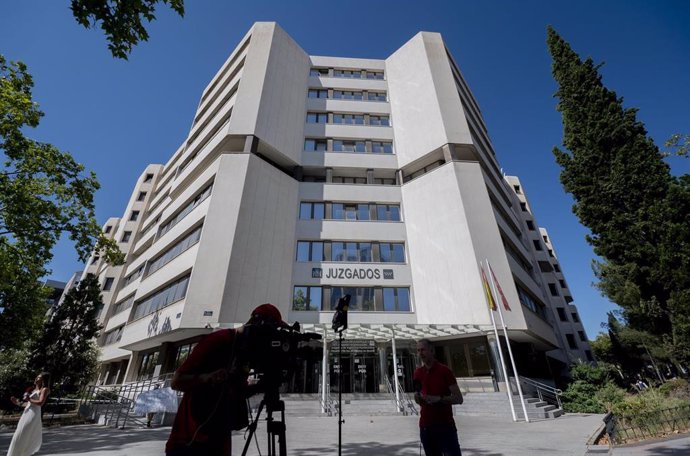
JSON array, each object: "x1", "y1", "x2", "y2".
[
  {"x1": 607, "y1": 404, "x2": 690, "y2": 445},
  {"x1": 317, "y1": 376, "x2": 335, "y2": 416},
  {"x1": 78, "y1": 373, "x2": 177, "y2": 428},
  {"x1": 518, "y1": 377, "x2": 562, "y2": 409},
  {"x1": 384, "y1": 376, "x2": 418, "y2": 416}
]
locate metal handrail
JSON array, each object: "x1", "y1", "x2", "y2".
[
  {"x1": 519, "y1": 377, "x2": 563, "y2": 409},
  {"x1": 396, "y1": 378, "x2": 418, "y2": 416}
]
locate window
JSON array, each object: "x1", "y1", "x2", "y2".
[
  {"x1": 137, "y1": 191, "x2": 147, "y2": 202},
  {"x1": 333, "y1": 90, "x2": 363, "y2": 101},
  {"x1": 365, "y1": 71, "x2": 384, "y2": 80},
  {"x1": 137, "y1": 351, "x2": 160, "y2": 380},
  {"x1": 559, "y1": 279, "x2": 567, "y2": 288},
  {"x1": 144, "y1": 173, "x2": 154, "y2": 183},
  {"x1": 371, "y1": 141, "x2": 393, "y2": 154},
  {"x1": 122, "y1": 265, "x2": 144, "y2": 287},
  {"x1": 548, "y1": 249, "x2": 555, "y2": 258},
  {"x1": 304, "y1": 139, "x2": 327, "y2": 152},
  {"x1": 104, "y1": 225, "x2": 112, "y2": 234},
  {"x1": 310, "y1": 68, "x2": 329, "y2": 77},
  {"x1": 369, "y1": 115, "x2": 390, "y2": 126},
  {"x1": 520, "y1": 202, "x2": 527, "y2": 211},
  {"x1": 376, "y1": 204, "x2": 401, "y2": 221},
  {"x1": 132, "y1": 275, "x2": 190, "y2": 320},
  {"x1": 526, "y1": 220, "x2": 535, "y2": 230},
  {"x1": 174, "y1": 342, "x2": 197, "y2": 369},
  {"x1": 299, "y1": 202, "x2": 325, "y2": 220},
  {"x1": 130, "y1": 210, "x2": 140, "y2": 221},
  {"x1": 103, "y1": 277, "x2": 115, "y2": 291},
  {"x1": 513, "y1": 185, "x2": 521, "y2": 194},
  {"x1": 308, "y1": 89, "x2": 328, "y2": 99},
  {"x1": 542, "y1": 235, "x2": 549, "y2": 244},
  {"x1": 565, "y1": 333, "x2": 578, "y2": 350},
  {"x1": 121, "y1": 231, "x2": 132, "y2": 243},
  {"x1": 306, "y1": 112, "x2": 327, "y2": 123},
  {"x1": 554, "y1": 263, "x2": 561, "y2": 272},
  {"x1": 333, "y1": 140, "x2": 365, "y2": 153},
  {"x1": 585, "y1": 350, "x2": 594, "y2": 362},
  {"x1": 571, "y1": 312, "x2": 580, "y2": 323},
  {"x1": 158, "y1": 183, "x2": 213, "y2": 238},
  {"x1": 548, "y1": 283, "x2": 559, "y2": 296},
  {"x1": 367, "y1": 92, "x2": 387, "y2": 102},
  {"x1": 295, "y1": 241, "x2": 324, "y2": 262},
  {"x1": 293, "y1": 286, "x2": 322, "y2": 311},
  {"x1": 379, "y1": 243, "x2": 405, "y2": 263},
  {"x1": 147, "y1": 226, "x2": 203, "y2": 277},
  {"x1": 557, "y1": 307, "x2": 568, "y2": 322},
  {"x1": 383, "y1": 288, "x2": 410, "y2": 311},
  {"x1": 113, "y1": 295, "x2": 135, "y2": 315},
  {"x1": 332, "y1": 114, "x2": 364, "y2": 125},
  {"x1": 578, "y1": 331, "x2": 587, "y2": 342},
  {"x1": 333, "y1": 69, "x2": 361, "y2": 79},
  {"x1": 532, "y1": 240, "x2": 542, "y2": 251},
  {"x1": 103, "y1": 326, "x2": 124, "y2": 346},
  {"x1": 517, "y1": 286, "x2": 547, "y2": 319},
  {"x1": 330, "y1": 242, "x2": 371, "y2": 262}
]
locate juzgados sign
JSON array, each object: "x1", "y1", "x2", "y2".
[{"x1": 312, "y1": 267, "x2": 394, "y2": 280}]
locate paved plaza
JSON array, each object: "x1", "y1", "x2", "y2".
[
  {"x1": 2, "y1": 413, "x2": 689, "y2": 455},
  {"x1": 0, "y1": 413, "x2": 607, "y2": 456}
]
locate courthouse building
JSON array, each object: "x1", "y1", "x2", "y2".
[{"x1": 84, "y1": 22, "x2": 592, "y2": 394}]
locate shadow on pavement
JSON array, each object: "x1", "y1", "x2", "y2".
[{"x1": 18, "y1": 425, "x2": 169, "y2": 454}]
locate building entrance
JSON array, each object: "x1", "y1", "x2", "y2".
[{"x1": 330, "y1": 352, "x2": 380, "y2": 393}]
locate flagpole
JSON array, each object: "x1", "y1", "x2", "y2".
[
  {"x1": 486, "y1": 259, "x2": 530, "y2": 423},
  {"x1": 481, "y1": 261, "x2": 517, "y2": 422}
]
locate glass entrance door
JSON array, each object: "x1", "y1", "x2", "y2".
[{"x1": 329, "y1": 351, "x2": 380, "y2": 393}]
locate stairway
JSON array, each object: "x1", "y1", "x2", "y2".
[{"x1": 455, "y1": 392, "x2": 563, "y2": 420}]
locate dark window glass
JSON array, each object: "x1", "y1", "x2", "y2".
[
  {"x1": 332, "y1": 204, "x2": 344, "y2": 220},
  {"x1": 296, "y1": 242, "x2": 310, "y2": 261},
  {"x1": 332, "y1": 242, "x2": 345, "y2": 261},
  {"x1": 392, "y1": 244, "x2": 405, "y2": 262},
  {"x1": 397, "y1": 288, "x2": 410, "y2": 311},
  {"x1": 311, "y1": 242, "x2": 324, "y2": 261},
  {"x1": 359, "y1": 243, "x2": 372, "y2": 262},
  {"x1": 526, "y1": 220, "x2": 535, "y2": 230},
  {"x1": 566, "y1": 334, "x2": 578, "y2": 350},
  {"x1": 357, "y1": 204, "x2": 369, "y2": 220},
  {"x1": 549, "y1": 283, "x2": 559, "y2": 296},
  {"x1": 383, "y1": 288, "x2": 396, "y2": 311},
  {"x1": 103, "y1": 277, "x2": 114, "y2": 291},
  {"x1": 572, "y1": 312, "x2": 580, "y2": 323},
  {"x1": 137, "y1": 191, "x2": 147, "y2": 201},
  {"x1": 533, "y1": 240, "x2": 542, "y2": 251},
  {"x1": 299, "y1": 203, "x2": 312, "y2": 220},
  {"x1": 557, "y1": 307, "x2": 568, "y2": 322}
]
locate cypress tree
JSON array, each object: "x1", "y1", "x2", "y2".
[{"x1": 546, "y1": 27, "x2": 690, "y2": 361}]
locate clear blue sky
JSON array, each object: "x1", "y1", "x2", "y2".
[{"x1": 1, "y1": 1, "x2": 688, "y2": 339}]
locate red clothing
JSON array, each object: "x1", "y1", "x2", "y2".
[
  {"x1": 166, "y1": 328, "x2": 241, "y2": 455},
  {"x1": 413, "y1": 361, "x2": 458, "y2": 428}
]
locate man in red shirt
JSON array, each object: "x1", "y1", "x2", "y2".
[
  {"x1": 165, "y1": 303, "x2": 288, "y2": 456},
  {"x1": 413, "y1": 338, "x2": 464, "y2": 456}
]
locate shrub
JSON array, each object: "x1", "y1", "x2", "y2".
[
  {"x1": 562, "y1": 381, "x2": 605, "y2": 413},
  {"x1": 594, "y1": 383, "x2": 627, "y2": 412},
  {"x1": 657, "y1": 378, "x2": 690, "y2": 400}
]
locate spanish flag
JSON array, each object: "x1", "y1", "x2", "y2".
[
  {"x1": 489, "y1": 263, "x2": 512, "y2": 311},
  {"x1": 480, "y1": 266, "x2": 497, "y2": 311}
]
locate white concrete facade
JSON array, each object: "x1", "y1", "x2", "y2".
[{"x1": 84, "y1": 22, "x2": 591, "y2": 390}]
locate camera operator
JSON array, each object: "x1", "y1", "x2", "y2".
[{"x1": 165, "y1": 303, "x2": 289, "y2": 456}]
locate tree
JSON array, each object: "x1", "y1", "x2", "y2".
[
  {"x1": 70, "y1": 0, "x2": 185, "y2": 59},
  {"x1": 546, "y1": 27, "x2": 690, "y2": 362},
  {"x1": 665, "y1": 134, "x2": 690, "y2": 158},
  {"x1": 0, "y1": 55, "x2": 124, "y2": 349},
  {"x1": 29, "y1": 274, "x2": 103, "y2": 393}
]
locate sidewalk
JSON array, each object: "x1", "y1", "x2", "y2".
[
  {"x1": 610, "y1": 435, "x2": 690, "y2": 455},
  {"x1": 1, "y1": 413, "x2": 604, "y2": 456}
]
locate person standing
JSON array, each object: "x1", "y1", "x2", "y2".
[
  {"x1": 413, "y1": 339, "x2": 463, "y2": 456},
  {"x1": 165, "y1": 303, "x2": 288, "y2": 456},
  {"x1": 6, "y1": 372, "x2": 51, "y2": 456}
]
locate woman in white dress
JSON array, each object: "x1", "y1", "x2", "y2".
[{"x1": 6, "y1": 372, "x2": 51, "y2": 456}]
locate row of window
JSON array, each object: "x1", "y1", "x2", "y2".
[
  {"x1": 516, "y1": 285, "x2": 547, "y2": 320},
  {"x1": 308, "y1": 89, "x2": 387, "y2": 102},
  {"x1": 297, "y1": 241, "x2": 405, "y2": 263},
  {"x1": 310, "y1": 68, "x2": 384, "y2": 80},
  {"x1": 103, "y1": 326, "x2": 124, "y2": 346},
  {"x1": 132, "y1": 274, "x2": 190, "y2": 320},
  {"x1": 556, "y1": 307, "x2": 581, "y2": 324},
  {"x1": 147, "y1": 226, "x2": 202, "y2": 277},
  {"x1": 306, "y1": 112, "x2": 390, "y2": 126},
  {"x1": 299, "y1": 202, "x2": 401, "y2": 221},
  {"x1": 293, "y1": 286, "x2": 410, "y2": 312},
  {"x1": 302, "y1": 175, "x2": 397, "y2": 185},
  {"x1": 158, "y1": 183, "x2": 213, "y2": 239},
  {"x1": 304, "y1": 138, "x2": 393, "y2": 154}
]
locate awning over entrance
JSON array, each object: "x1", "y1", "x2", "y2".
[{"x1": 297, "y1": 323, "x2": 490, "y2": 342}]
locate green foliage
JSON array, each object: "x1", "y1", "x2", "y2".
[
  {"x1": 562, "y1": 380, "x2": 606, "y2": 413},
  {"x1": 28, "y1": 274, "x2": 103, "y2": 393},
  {"x1": 612, "y1": 389, "x2": 685, "y2": 417},
  {"x1": 658, "y1": 378, "x2": 690, "y2": 401},
  {"x1": 546, "y1": 27, "x2": 690, "y2": 362},
  {"x1": 664, "y1": 134, "x2": 690, "y2": 158},
  {"x1": 70, "y1": 0, "x2": 185, "y2": 59},
  {"x1": 0, "y1": 54, "x2": 123, "y2": 349},
  {"x1": 0, "y1": 343, "x2": 32, "y2": 409},
  {"x1": 594, "y1": 383, "x2": 627, "y2": 413}
]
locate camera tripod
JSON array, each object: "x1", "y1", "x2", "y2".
[{"x1": 241, "y1": 393, "x2": 287, "y2": 456}]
